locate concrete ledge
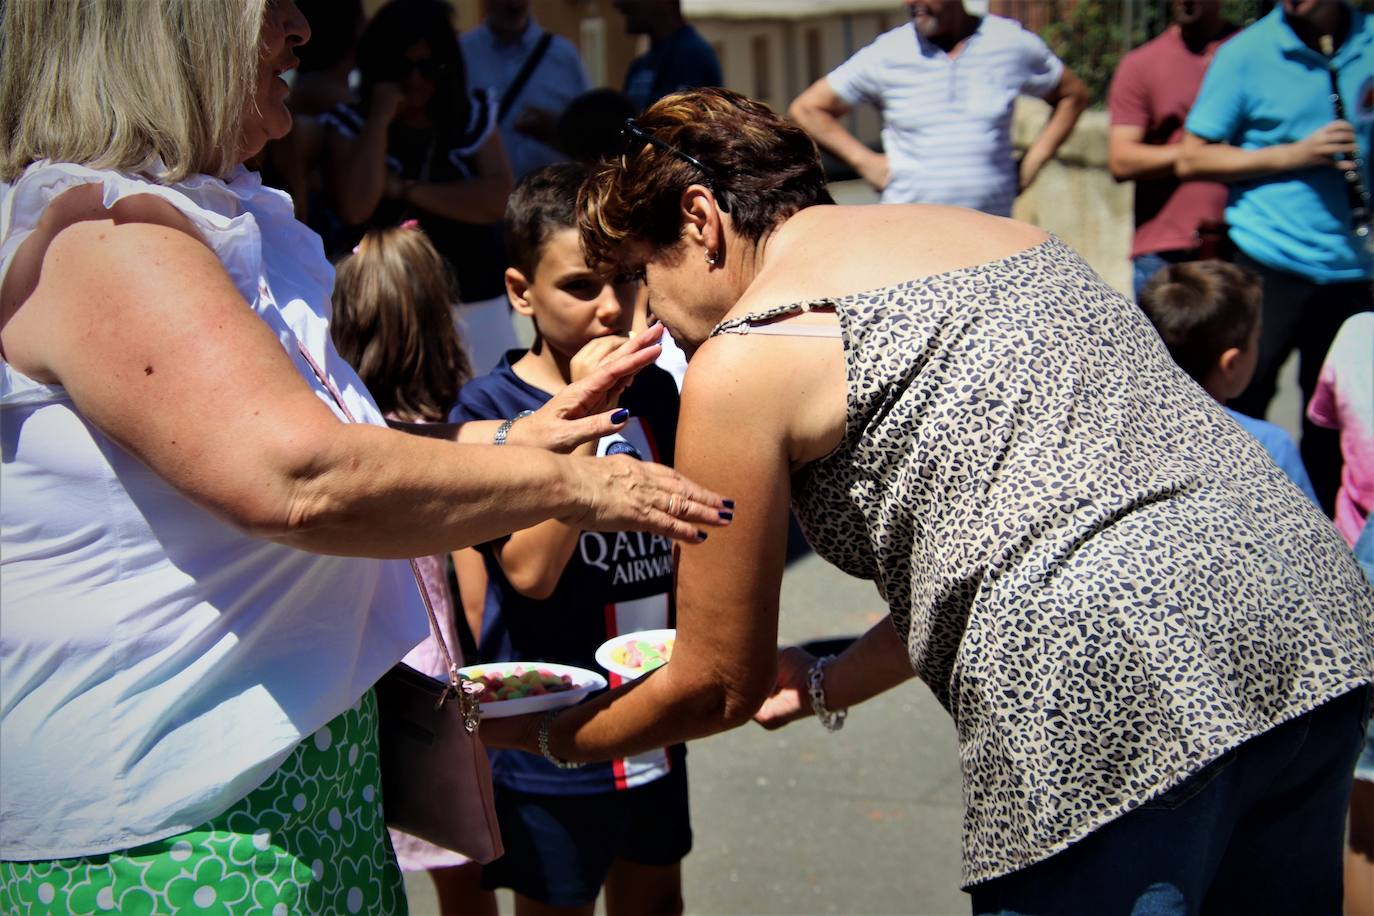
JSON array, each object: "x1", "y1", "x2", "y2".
[{"x1": 1012, "y1": 99, "x2": 1132, "y2": 294}]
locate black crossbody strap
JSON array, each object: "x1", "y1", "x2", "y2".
[{"x1": 498, "y1": 31, "x2": 555, "y2": 123}]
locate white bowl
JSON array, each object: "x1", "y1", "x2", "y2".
[
  {"x1": 594, "y1": 629, "x2": 677, "y2": 680},
  {"x1": 458, "y1": 661, "x2": 607, "y2": 719}
]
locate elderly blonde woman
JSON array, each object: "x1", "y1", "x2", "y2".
[
  {"x1": 484, "y1": 89, "x2": 1374, "y2": 913},
  {"x1": 0, "y1": 3, "x2": 728, "y2": 913}
]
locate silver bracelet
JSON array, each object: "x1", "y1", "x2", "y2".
[
  {"x1": 537, "y1": 709, "x2": 583, "y2": 769},
  {"x1": 807, "y1": 655, "x2": 847, "y2": 732},
  {"x1": 493, "y1": 409, "x2": 535, "y2": 446}
]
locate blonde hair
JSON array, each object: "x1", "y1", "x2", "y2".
[
  {"x1": 0, "y1": 0, "x2": 265, "y2": 183},
  {"x1": 332, "y1": 226, "x2": 473, "y2": 423}
]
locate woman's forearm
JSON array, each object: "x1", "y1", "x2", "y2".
[
  {"x1": 270, "y1": 425, "x2": 582, "y2": 557},
  {"x1": 501, "y1": 647, "x2": 758, "y2": 765},
  {"x1": 821, "y1": 616, "x2": 915, "y2": 710}
]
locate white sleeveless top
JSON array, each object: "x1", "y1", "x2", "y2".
[{"x1": 0, "y1": 161, "x2": 429, "y2": 860}]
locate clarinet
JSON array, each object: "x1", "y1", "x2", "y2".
[{"x1": 1319, "y1": 34, "x2": 1372, "y2": 243}]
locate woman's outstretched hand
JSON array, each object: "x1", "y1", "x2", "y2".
[
  {"x1": 507, "y1": 324, "x2": 665, "y2": 454},
  {"x1": 753, "y1": 646, "x2": 817, "y2": 730},
  {"x1": 560, "y1": 453, "x2": 733, "y2": 544}
]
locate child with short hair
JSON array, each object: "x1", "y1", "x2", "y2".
[
  {"x1": 1138, "y1": 260, "x2": 1319, "y2": 505},
  {"x1": 331, "y1": 223, "x2": 497, "y2": 916},
  {"x1": 449, "y1": 163, "x2": 691, "y2": 915}
]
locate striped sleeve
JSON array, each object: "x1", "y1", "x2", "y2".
[
  {"x1": 826, "y1": 32, "x2": 893, "y2": 107},
  {"x1": 1012, "y1": 24, "x2": 1064, "y2": 98}
]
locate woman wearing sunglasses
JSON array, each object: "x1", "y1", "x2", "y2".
[
  {"x1": 484, "y1": 87, "x2": 1374, "y2": 913},
  {"x1": 323, "y1": 0, "x2": 516, "y2": 372}
]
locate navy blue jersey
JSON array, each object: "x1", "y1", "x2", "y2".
[{"x1": 451, "y1": 352, "x2": 684, "y2": 794}]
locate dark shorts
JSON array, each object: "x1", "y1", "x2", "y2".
[{"x1": 480, "y1": 763, "x2": 692, "y2": 906}]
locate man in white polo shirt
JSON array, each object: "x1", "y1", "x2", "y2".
[{"x1": 790, "y1": 0, "x2": 1090, "y2": 216}]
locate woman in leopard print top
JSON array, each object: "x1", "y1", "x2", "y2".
[{"x1": 483, "y1": 88, "x2": 1374, "y2": 912}]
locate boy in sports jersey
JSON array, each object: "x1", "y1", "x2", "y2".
[{"x1": 449, "y1": 162, "x2": 691, "y2": 915}]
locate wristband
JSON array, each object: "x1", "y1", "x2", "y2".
[
  {"x1": 537, "y1": 709, "x2": 583, "y2": 769},
  {"x1": 493, "y1": 409, "x2": 535, "y2": 446},
  {"x1": 807, "y1": 655, "x2": 847, "y2": 732}
]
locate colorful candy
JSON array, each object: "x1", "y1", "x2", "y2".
[
  {"x1": 610, "y1": 637, "x2": 675, "y2": 673},
  {"x1": 465, "y1": 667, "x2": 577, "y2": 703}
]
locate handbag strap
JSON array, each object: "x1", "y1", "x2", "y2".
[
  {"x1": 497, "y1": 32, "x2": 554, "y2": 123},
  {"x1": 293, "y1": 339, "x2": 466, "y2": 704}
]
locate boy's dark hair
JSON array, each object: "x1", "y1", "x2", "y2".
[
  {"x1": 1137, "y1": 260, "x2": 1263, "y2": 384},
  {"x1": 505, "y1": 162, "x2": 590, "y2": 278}
]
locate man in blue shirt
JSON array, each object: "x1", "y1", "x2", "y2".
[
  {"x1": 461, "y1": 0, "x2": 589, "y2": 182},
  {"x1": 613, "y1": 0, "x2": 723, "y2": 112},
  {"x1": 1179, "y1": 0, "x2": 1373, "y2": 513}
]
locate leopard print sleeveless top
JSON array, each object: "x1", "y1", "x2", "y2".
[{"x1": 712, "y1": 236, "x2": 1374, "y2": 886}]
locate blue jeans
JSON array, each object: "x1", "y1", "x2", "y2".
[{"x1": 969, "y1": 686, "x2": 1369, "y2": 915}]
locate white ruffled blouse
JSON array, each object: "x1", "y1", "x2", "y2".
[{"x1": 0, "y1": 161, "x2": 428, "y2": 860}]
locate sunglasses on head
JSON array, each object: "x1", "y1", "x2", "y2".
[{"x1": 622, "y1": 119, "x2": 731, "y2": 214}]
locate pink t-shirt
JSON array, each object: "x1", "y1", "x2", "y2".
[
  {"x1": 1108, "y1": 25, "x2": 1235, "y2": 258},
  {"x1": 1308, "y1": 312, "x2": 1374, "y2": 547}
]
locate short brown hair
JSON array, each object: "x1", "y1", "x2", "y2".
[
  {"x1": 331, "y1": 226, "x2": 472, "y2": 423},
  {"x1": 505, "y1": 162, "x2": 590, "y2": 279},
  {"x1": 1137, "y1": 260, "x2": 1263, "y2": 384},
  {"x1": 579, "y1": 88, "x2": 833, "y2": 269}
]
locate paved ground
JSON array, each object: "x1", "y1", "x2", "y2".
[
  {"x1": 406, "y1": 543, "x2": 971, "y2": 915},
  {"x1": 405, "y1": 181, "x2": 1303, "y2": 914}
]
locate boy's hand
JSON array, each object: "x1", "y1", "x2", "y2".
[
  {"x1": 570, "y1": 335, "x2": 631, "y2": 386},
  {"x1": 507, "y1": 325, "x2": 664, "y2": 453}
]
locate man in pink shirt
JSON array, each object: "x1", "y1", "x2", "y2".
[{"x1": 1108, "y1": 0, "x2": 1238, "y2": 298}]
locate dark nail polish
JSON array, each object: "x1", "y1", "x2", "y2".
[
  {"x1": 719, "y1": 510, "x2": 734, "y2": 521},
  {"x1": 696, "y1": 530, "x2": 708, "y2": 542},
  {"x1": 722, "y1": 499, "x2": 736, "y2": 509},
  {"x1": 610, "y1": 408, "x2": 630, "y2": 424}
]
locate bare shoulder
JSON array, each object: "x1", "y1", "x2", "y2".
[
  {"x1": 6, "y1": 183, "x2": 206, "y2": 303},
  {"x1": 33, "y1": 190, "x2": 217, "y2": 304},
  {"x1": 681, "y1": 331, "x2": 822, "y2": 432},
  {"x1": 2, "y1": 182, "x2": 227, "y2": 378},
  {"x1": 681, "y1": 325, "x2": 847, "y2": 470},
  {"x1": 743, "y1": 204, "x2": 1050, "y2": 310}
]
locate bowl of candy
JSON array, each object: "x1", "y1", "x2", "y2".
[
  {"x1": 457, "y1": 662, "x2": 607, "y2": 718},
  {"x1": 595, "y1": 629, "x2": 676, "y2": 680}
]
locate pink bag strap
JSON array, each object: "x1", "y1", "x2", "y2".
[{"x1": 293, "y1": 339, "x2": 475, "y2": 723}]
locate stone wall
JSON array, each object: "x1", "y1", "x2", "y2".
[{"x1": 1011, "y1": 100, "x2": 1134, "y2": 295}]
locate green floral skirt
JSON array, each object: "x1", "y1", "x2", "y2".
[{"x1": 0, "y1": 690, "x2": 405, "y2": 915}]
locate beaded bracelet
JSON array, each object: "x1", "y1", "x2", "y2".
[{"x1": 807, "y1": 655, "x2": 847, "y2": 732}]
